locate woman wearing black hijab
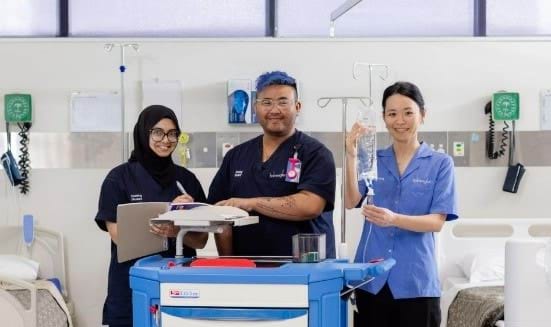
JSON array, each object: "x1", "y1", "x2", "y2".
[{"x1": 95, "y1": 105, "x2": 207, "y2": 327}]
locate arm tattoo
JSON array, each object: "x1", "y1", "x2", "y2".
[
  {"x1": 256, "y1": 196, "x2": 303, "y2": 218},
  {"x1": 282, "y1": 196, "x2": 296, "y2": 209}
]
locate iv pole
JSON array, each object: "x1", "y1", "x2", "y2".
[
  {"x1": 317, "y1": 63, "x2": 389, "y2": 261},
  {"x1": 353, "y1": 62, "x2": 390, "y2": 99},
  {"x1": 104, "y1": 43, "x2": 139, "y2": 163},
  {"x1": 318, "y1": 96, "x2": 371, "y2": 260}
]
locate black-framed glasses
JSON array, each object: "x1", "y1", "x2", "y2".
[
  {"x1": 149, "y1": 128, "x2": 180, "y2": 142},
  {"x1": 256, "y1": 98, "x2": 295, "y2": 110}
]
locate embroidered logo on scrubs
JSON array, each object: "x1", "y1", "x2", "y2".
[
  {"x1": 412, "y1": 178, "x2": 432, "y2": 185},
  {"x1": 130, "y1": 194, "x2": 143, "y2": 201},
  {"x1": 234, "y1": 170, "x2": 243, "y2": 178},
  {"x1": 269, "y1": 170, "x2": 286, "y2": 179}
]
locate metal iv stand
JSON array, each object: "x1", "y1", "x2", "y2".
[
  {"x1": 318, "y1": 96, "x2": 371, "y2": 261},
  {"x1": 317, "y1": 63, "x2": 389, "y2": 261},
  {"x1": 353, "y1": 62, "x2": 390, "y2": 99},
  {"x1": 104, "y1": 43, "x2": 140, "y2": 163}
]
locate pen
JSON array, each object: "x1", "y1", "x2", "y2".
[{"x1": 176, "y1": 180, "x2": 187, "y2": 195}]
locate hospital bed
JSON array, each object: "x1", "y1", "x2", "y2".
[
  {"x1": 438, "y1": 218, "x2": 551, "y2": 327},
  {"x1": 0, "y1": 225, "x2": 73, "y2": 327}
]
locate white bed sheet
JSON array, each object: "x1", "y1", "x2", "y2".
[{"x1": 440, "y1": 276, "x2": 503, "y2": 327}]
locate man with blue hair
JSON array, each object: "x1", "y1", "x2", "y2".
[{"x1": 208, "y1": 71, "x2": 336, "y2": 257}]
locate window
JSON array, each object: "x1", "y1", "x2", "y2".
[
  {"x1": 0, "y1": 0, "x2": 59, "y2": 36},
  {"x1": 70, "y1": 0, "x2": 267, "y2": 37},
  {"x1": 276, "y1": 0, "x2": 473, "y2": 37},
  {"x1": 486, "y1": 0, "x2": 551, "y2": 36}
]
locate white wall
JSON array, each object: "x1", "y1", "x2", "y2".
[{"x1": 1, "y1": 38, "x2": 550, "y2": 326}]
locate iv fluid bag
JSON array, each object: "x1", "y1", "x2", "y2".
[
  {"x1": 357, "y1": 107, "x2": 377, "y2": 184},
  {"x1": 358, "y1": 128, "x2": 377, "y2": 181}
]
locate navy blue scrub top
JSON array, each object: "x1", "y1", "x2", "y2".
[
  {"x1": 208, "y1": 130, "x2": 336, "y2": 257},
  {"x1": 95, "y1": 161, "x2": 206, "y2": 326}
]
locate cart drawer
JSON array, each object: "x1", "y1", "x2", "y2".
[
  {"x1": 160, "y1": 283, "x2": 308, "y2": 307},
  {"x1": 161, "y1": 307, "x2": 308, "y2": 327}
]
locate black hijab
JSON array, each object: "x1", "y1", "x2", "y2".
[{"x1": 129, "y1": 105, "x2": 180, "y2": 188}]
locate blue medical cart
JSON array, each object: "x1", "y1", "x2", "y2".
[{"x1": 130, "y1": 256, "x2": 395, "y2": 327}]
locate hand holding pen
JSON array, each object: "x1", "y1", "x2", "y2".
[
  {"x1": 173, "y1": 180, "x2": 194, "y2": 203},
  {"x1": 150, "y1": 181, "x2": 193, "y2": 238}
]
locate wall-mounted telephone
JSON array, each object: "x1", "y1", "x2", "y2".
[
  {"x1": 484, "y1": 101, "x2": 508, "y2": 159},
  {"x1": 485, "y1": 91, "x2": 524, "y2": 193},
  {"x1": 3, "y1": 93, "x2": 33, "y2": 194}
]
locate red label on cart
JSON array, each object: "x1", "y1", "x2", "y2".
[{"x1": 169, "y1": 289, "x2": 200, "y2": 298}]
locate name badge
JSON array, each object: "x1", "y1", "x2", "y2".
[{"x1": 285, "y1": 157, "x2": 301, "y2": 183}]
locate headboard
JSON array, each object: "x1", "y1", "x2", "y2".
[
  {"x1": 0, "y1": 225, "x2": 68, "y2": 297},
  {"x1": 437, "y1": 218, "x2": 551, "y2": 284}
]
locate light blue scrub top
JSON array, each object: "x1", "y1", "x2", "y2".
[{"x1": 354, "y1": 142, "x2": 458, "y2": 299}]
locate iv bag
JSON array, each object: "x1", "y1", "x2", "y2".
[{"x1": 357, "y1": 106, "x2": 377, "y2": 184}]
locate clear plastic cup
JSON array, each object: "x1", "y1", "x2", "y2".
[{"x1": 292, "y1": 233, "x2": 326, "y2": 263}]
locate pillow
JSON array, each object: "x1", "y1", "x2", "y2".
[
  {"x1": 458, "y1": 251, "x2": 504, "y2": 283},
  {"x1": 0, "y1": 254, "x2": 40, "y2": 280}
]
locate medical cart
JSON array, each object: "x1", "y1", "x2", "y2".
[{"x1": 130, "y1": 255, "x2": 394, "y2": 327}]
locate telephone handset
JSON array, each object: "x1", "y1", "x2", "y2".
[
  {"x1": 1, "y1": 124, "x2": 23, "y2": 186},
  {"x1": 484, "y1": 101, "x2": 508, "y2": 159}
]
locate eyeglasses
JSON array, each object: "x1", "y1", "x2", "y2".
[
  {"x1": 149, "y1": 128, "x2": 180, "y2": 142},
  {"x1": 256, "y1": 98, "x2": 295, "y2": 110}
]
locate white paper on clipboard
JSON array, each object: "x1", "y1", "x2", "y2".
[
  {"x1": 141, "y1": 80, "x2": 183, "y2": 124},
  {"x1": 70, "y1": 92, "x2": 121, "y2": 132}
]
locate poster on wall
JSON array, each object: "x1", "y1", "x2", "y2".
[
  {"x1": 70, "y1": 92, "x2": 121, "y2": 132},
  {"x1": 227, "y1": 79, "x2": 256, "y2": 124}
]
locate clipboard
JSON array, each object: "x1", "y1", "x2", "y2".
[{"x1": 116, "y1": 202, "x2": 169, "y2": 263}]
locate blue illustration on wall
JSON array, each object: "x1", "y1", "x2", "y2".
[{"x1": 228, "y1": 90, "x2": 250, "y2": 123}]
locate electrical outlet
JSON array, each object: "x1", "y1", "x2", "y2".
[
  {"x1": 222, "y1": 143, "x2": 234, "y2": 157},
  {"x1": 187, "y1": 132, "x2": 216, "y2": 168},
  {"x1": 453, "y1": 142, "x2": 465, "y2": 157},
  {"x1": 216, "y1": 132, "x2": 240, "y2": 167}
]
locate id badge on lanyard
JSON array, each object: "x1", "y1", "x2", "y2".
[{"x1": 285, "y1": 146, "x2": 301, "y2": 183}]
